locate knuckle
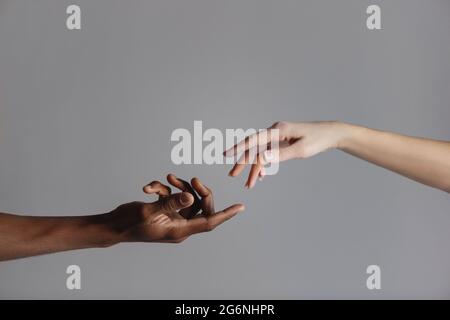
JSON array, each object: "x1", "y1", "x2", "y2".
[
  {"x1": 272, "y1": 121, "x2": 288, "y2": 130},
  {"x1": 205, "y1": 221, "x2": 215, "y2": 232},
  {"x1": 149, "y1": 180, "x2": 161, "y2": 187}
]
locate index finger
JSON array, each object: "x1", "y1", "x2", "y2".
[
  {"x1": 167, "y1": 174, "x2": 201, "y2": 218},
  {"x1": 191, "y1": 177, "x2": 215, "y2": 215},
  {"x1": 167, "y1": 174, "x2": 198, "y2": 197},
  {"x1": 223, "y1": 129, "x2": 276, "y2": 158}
]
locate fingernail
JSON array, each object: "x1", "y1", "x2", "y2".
[{"x1": 263, "y1": 150, "x2": 274, "y2": 163}]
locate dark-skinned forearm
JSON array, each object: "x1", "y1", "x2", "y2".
[{"x1": 0, "y1": 212, "x2": 120, "y2": 261}]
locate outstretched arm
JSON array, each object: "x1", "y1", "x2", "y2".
[
  {"x1": 0, "y1": 174, "x2": 244, "y2": 261},
  {"x1": 0, "y1": 212, "x2": 118, "y2": 261},
  {"x1": 338, "y1": 123, "x2": 450, "y2": 192},
  {"x1": 225, "y1": 121, "x2": 450, "y2": 193}
]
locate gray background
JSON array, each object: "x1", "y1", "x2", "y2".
[{"x1": 0, "y1": 0, "x2": 449, "y2": 299}]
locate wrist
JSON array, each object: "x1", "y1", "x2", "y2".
[
  {"x1": 78, "y1": 214, "x2": 125, "y2": 248},
  {"x1": 334, "y1": 122, "x2": 363, "y2": 151}
]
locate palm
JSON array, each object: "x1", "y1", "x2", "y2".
[{"x1": 141, "y1": 209, "x2": 188, "y2": 242}]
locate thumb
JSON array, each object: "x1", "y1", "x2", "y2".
[{"x1": 160, "y1": 192, "x2": 194, "y2": 212}]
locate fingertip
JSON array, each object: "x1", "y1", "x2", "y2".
[
  {"x1": 167, "y1": 174, "x2": 183, "y2": 188},
  {"x1": 258, "y1": 170, "x2": 264, "y2": 181},
  {"x1": 245, "y1": 176, "x2": 252, "y2": 189},
  {"x1": 143, "y1": 185, "x2": 153, "y2": 193},
  {"x1": 260, "y1": 167, "x2": 266, "y2": 177},
  {"x1": 229, "y1": 165, "x2": 242, "y2": 177},
  {"x1": 180, "y1": 192, "x2": 194, "y2": 206},
  {"x1": 223, "y1": 148, "x2": 234, "y2": 157},
  {"x1": 223, "y1": 203, "x2": 245, "y2": 215},
  {"x1": 190, "y1": 177, "x2": 201, "y2": 192}
]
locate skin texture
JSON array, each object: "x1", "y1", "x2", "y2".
[
  {"x1": 0, "y1": 174, "x2": 244, "y2": 261},
  {"x1": 224, "y1": 121, "x2": 450, "y2": 193}
]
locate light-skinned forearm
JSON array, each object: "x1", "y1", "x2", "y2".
[{"x1": 337, "y1": 123, "x2": 450, "y2": 193}]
